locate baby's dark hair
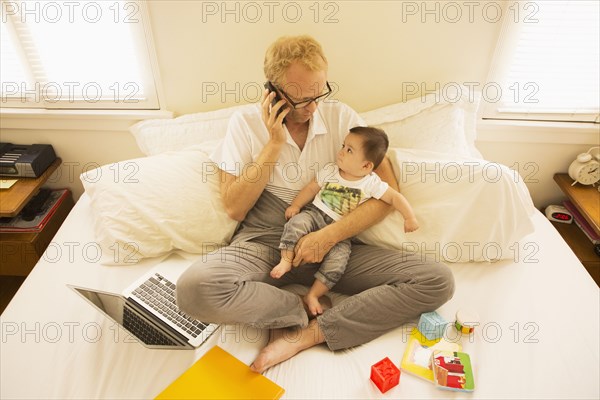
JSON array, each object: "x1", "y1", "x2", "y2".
[{"x1": 348, "y1": 126, "x2": 389, "y2": 169}]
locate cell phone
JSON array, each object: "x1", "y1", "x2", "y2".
[{"x1": 264, "y1": 81, "x2": 286, "y2": 117}]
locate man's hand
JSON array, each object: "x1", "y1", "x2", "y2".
[
  {"x1": 293, "y1": 230, "x2": 336, "y2": 267},
  {"x1": 261, "y1": 89, "x2": 289, "y2": 146}
]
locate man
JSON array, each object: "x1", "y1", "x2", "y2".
[{"x1": 176, "y1": 35, "x2": 454, "y2": 373}]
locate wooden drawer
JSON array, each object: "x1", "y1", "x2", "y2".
[
  {"x1": 0, "y1": 193, "x2": 74, "y2": 276},
  {"x1": 552, "y1": 221, "x2": 600, "y2": 286}
]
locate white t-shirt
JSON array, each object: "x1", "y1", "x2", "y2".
[
  {"x1": 312, "y1": 164, "x2": 389, "y2": 221},
  {"x1": 210, "y1": 101, "x2": 365, "y2": 204}
]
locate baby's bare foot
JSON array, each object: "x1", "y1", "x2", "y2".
[
  {"x1": 303, "y1": 294, "x2": 323, "y2": 316},
  {"x1": 296, "y1": 293, "x2": 332, "y2": 319},
  {"x1": 270, "y1": 261, "x2": 292, "y2": 279}
]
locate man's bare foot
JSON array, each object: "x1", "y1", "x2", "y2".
[
  {"x1": 270, "y1": 260, "x2": 292, "y2": 279},
  {"x1": 250, "y1": 320, "x2": 325, "y2": 373},
  {"x1": 303, "y1": 294, "x2": 323, "y2": 316}
]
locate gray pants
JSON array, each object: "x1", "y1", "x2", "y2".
[
  {"x1": 176, "y1": 191, "x2": 455, "y2": 350},
  {"x1": 279, "y1": 205, "x2": 351, "y2": 289}
]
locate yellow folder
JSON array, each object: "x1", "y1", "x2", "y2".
[{"x1": 155, "y1": 346, "x2": 285, "y2": 400}]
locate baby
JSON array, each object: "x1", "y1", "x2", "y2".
[{"x1": 271, "y1": 126, "x2": 419, "y2": 316}]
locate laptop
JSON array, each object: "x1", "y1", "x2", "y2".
[{"x1": 68, "y1": 258, "x2": 219, "y2": 350}]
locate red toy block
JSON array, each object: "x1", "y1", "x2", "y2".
[{"x1": 370, "y1": 357, "x2": 401, "y2": 393}]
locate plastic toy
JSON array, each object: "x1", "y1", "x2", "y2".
[
  {"x1": 418, "y1": 311, "x2": 448, "y2": 340},
  {"x1": 455, "y1": 310, "x2": 479, "y2": 334},
  {"x1": 370, "y1": 357, "x2": 400, "y2": 393}
]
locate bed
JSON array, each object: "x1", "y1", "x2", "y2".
[{"x1": 2, "y1": 89, "x2": 599, "y2": 399}]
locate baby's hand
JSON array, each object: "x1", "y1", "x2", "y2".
[
  {"x1": 285, "y1": 205, "x2": 301, "y2": 219},
  {"x1": 404, "y1": 218, "x2": 419, "y2": 233}
]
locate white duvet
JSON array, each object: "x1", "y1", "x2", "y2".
[{"x1": 0, "y1": 196, "x2": 598, "y2": 399}]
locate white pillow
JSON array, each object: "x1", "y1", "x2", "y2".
[
  {"x1": 130, "y1": 88, "x2": 481, "y2": 158},
  {"x1": 356, "y1": 148, "x2": 536, "y2": 263},
  {"x1": 80, "y1": 146, "x2": 238, "y2": 265},
  {"x1": 130, "y1": 104, "x2": 257, "y2": 156},
  {"x1": 360, "y1": 86, "x2": 482, "y2": 158}
]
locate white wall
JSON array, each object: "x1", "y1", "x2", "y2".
[
  {"x1": 149, "y1": 0, "x2": 501, "y2": 114},
  {"x1": 476, "y1": 136, "x2": 598, "y2": 208},
  {"x1": 1, "y1": 1, "x2": 598, "y2": 207}
]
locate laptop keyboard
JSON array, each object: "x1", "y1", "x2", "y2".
[
  {"x1": 123, "y1": 306, "x2": 178, "y2": 346},
  {"x1": 131, "y1": 273, "x2": 208, "y2": 338}
]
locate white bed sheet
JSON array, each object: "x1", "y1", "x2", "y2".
[{"x1": 1, "y1": 194, "x2": 598, "y2": 399}]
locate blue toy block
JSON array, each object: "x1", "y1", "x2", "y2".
[{"x1": 418, "y1": 311, "x2": 448, "y2": 341}]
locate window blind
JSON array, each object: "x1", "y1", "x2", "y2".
[
  {"x1": 1, "y1": 0, "x2": 160, "y2": 110},
  {"x1": 484, "y1": 0, "x2": 599, "y2": 123}
]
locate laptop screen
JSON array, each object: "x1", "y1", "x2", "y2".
[{"x1": 72, "y1": 287, "x2": 183, "y2": 348}]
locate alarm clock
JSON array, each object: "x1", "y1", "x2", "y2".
[
  {"x1": 568, "y1": 147, "x2": 600, "y2": 186},
  {"x1": 544, "y1": 205, "x2": 573, "y2": 224}
]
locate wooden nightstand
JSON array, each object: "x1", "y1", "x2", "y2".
[
  {"x1": 0, "y1": 158, "x2": 74, "y2": 276},
  {"x1": 553, "y1": 173, "x2": 600, "y2": 286}
]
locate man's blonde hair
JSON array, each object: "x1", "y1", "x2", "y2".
[{"x1": 263, "y1": 35, "x2": 328, "y2": 84}]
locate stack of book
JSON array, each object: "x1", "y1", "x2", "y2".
[
  {"x1": 400, "y1": 328, "x2": 475, "y2": 392},
  {"x1": 563, "y1": 200, "x2": 600, "y2": 245},
  {"x1": 0, "y1": 189, "x2": 70, "y2": 233}
]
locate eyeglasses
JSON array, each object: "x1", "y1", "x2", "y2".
[{"x1": 275, "y1": 81, "x2": 332, "y2": 109}]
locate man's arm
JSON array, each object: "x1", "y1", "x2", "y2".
[
  {"x1": 220, "y1": 90, "x2": 289, "y2": 221},
  {"x1": 220, "y1": 142, "x2": 283, "y2": 221},
  {"x1": 292, "y1": 156, "x2": 398, "y2": 266}
]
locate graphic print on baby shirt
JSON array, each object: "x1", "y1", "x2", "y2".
[{"x1": 320, "y1": 183, "x2": 363, "y2": 217}]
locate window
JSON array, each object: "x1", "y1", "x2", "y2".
[
  {"x1": 483, "y1": 0, "x2": 599, "y2": 123},
  {"x1": 1, "y1": 0, "x2": 161, "y2": 110}
]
